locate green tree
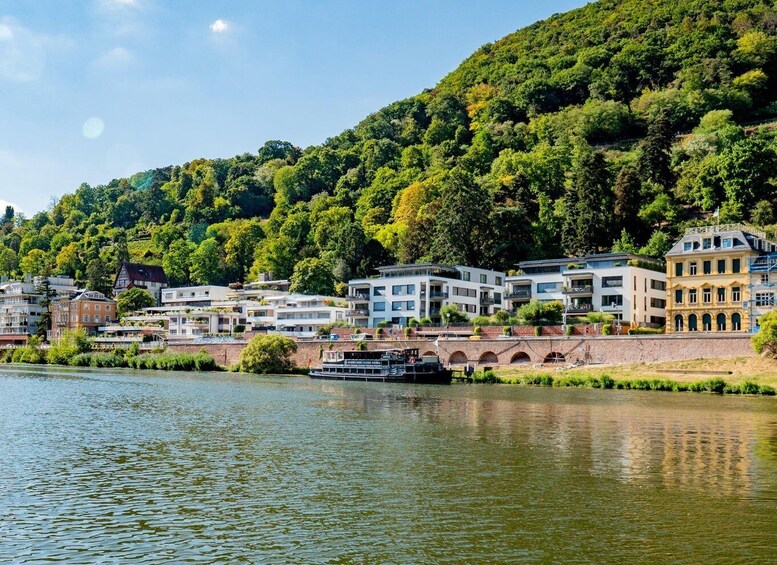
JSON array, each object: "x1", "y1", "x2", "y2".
[
  {"x1": 430, "y1": 168, "x2": 492, "y2": 265},
  {"x1": 240, "y1": 334, "x2": 298, "y2": 374},
  {"x1": 163, "y1": 240, "x2": 195, "y2": 286},
  {"x1": 439, "y1": 304, "x2": 469, "y2": 326},
  {"x1": 0, "y1": 244, "x2": 17, "y2": 276},
  {"x1": 34, "y1": 276, "x2": 56, "y2": 339},
  {"x1": 19, "y1": 249, "x2": 48, "y2": 276},
  {"x1": 638, "y1": 113, "x2": 673, "y2": 188},
  {"x1": 613, "y1": 166, "x2": 642, "y2": 233},
  {"x1": 562, "y1": 148, "x2": 612, "y2": 255},
  {"x1": 289, "y1": 257, "x2": 335, "y2": 295},
  {"x1": 190, "y1": 238, "x2": 223, "y2": 285},
  {"x1": 516, "y1": 300, "x2": 563, "y2": 325},
  {"x1": 117, "y1": 287, "x2": 156, "y2": 317},
  {"x1": 86, "y1": 258, "x2": 113, "y2": 295}
]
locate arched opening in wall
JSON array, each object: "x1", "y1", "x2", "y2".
[
  {"x1": 674, "y1": 315, "x2": 683, "y2": 332},
  {"x1": 478, "y1": 351, "x2": 499, "y2": 364},
  {"x1": 449, "y1": 351, "x2": 468, "y2": 364},
  {"x1": 544, "y1": 352, "x2": 566, "y2": 364},
  {"x1": 510, "y1": 352, "x2": 531, "y2": 364},
  {"x1": 732, "y1": 313, "x2": 742, "y2": 331},
  {"x1": 688, "y1": 314, "x2": 697, "y2": 332},
  {"x1": 717, "y1": 313, "x2": 727, "y2": 331},
  {"x1": 422, "y1": 351, "x2": 435, "y2": 357},
  {"x1": 702, "y1": 313, "x2": 712, "y2": 332}
]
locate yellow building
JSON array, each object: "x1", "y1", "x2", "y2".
[
  {"x1": 51, "y1": 290, "x2": 117, "y2": 341},
  {"x1": 665, "y1": 224, "x2": 777, "y2": 334}
]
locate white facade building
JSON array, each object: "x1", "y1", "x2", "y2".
[
  {"x1": 272, "y1": 294, "x2": 347, "y2": 337},
  {"x1": 0, "y1": 276, "x2": 76, "y2": 342},
  {"x1": 347, "y1": 264, "x2": 506, "y2": 328},
  {"x1": 161, "y1": 285, "x2": 231, "y2": 307},
  {"x1": 505, "y1": 253, "x2": 667, "y2": 326}
]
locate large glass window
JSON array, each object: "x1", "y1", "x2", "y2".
[
  {"x1": 537, "y1": 282, "x2": 560, "y2": 294},
  {"x1": 650, "y1": 297, "x2": 666, "y2": 308},
  {"x1": 373, "y1": 302, "x2": 385, "y2": 312},
  {"x1": 495, "y1": 276, "x2": 502, "y2": 286},
  {"x1": 651, "y1": 280, "x2": 666, "y2": 291},
  {"x1": 602, "y1": 276, "x2": 623, "y2": 288},
  {"x1": 480, "y1": 274, "x2": 487, "y2": 284},
  {"x1": 601, "y1": 295, "x2": 623, "y2": 307},
  {"x1": 462, "y1": 271, "x2": 470, "y2": 282},
  {"x1": 373, "y1": 286, "x2": 385, "y2": 296}
]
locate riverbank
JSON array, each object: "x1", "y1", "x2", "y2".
[{"x1": 457, "y1": 357, "x2": 777, "y2": 395}]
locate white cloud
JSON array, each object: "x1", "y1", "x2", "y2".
[
  {"x1": 210, "y1": 19, "x2": 229, "y2": 34},
  {"x1": 92, "y1": 46, "x2": 136, "y2": 70},
  {"x1": 0, "y1": 17, "x2": 45, "y2": 82}
]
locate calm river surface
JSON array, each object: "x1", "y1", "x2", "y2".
[{"x1": 2, "y1": 366, "x2": 777, "y2": 563}]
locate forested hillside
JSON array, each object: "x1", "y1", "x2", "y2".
[{"x1": 2, "y1": 0, "x2": 777, "y2": 297}]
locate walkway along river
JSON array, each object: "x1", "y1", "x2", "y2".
[{"x1": 1, "y1": 365, "x2": 776, "y2": 563}]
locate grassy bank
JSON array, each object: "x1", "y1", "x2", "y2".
[
  {"x1": 1, "y1": 347, "x2": 221, "y2": 372},
  {"x1": 455, "y1": 357, "x2": 777, "y2": 396}
]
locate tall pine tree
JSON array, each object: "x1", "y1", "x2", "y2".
[
  {"x1": 638, "y1": 112, "x2": 674, "y2": 188},
  {"x1": 562, "y1": 148, "x2": 613, "y2": 256}
]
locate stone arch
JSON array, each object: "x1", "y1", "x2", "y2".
[
  {"x1": 478, "y1": 351, "x2": 499, "y2": 364},
  {"x1": 544, "y1": 352, "x2": 566, "y2": 364},
  {"x1": 702, "y1": 313, "x2": 712, "y2": 332},
  {"x1": 422, "y1": 350, "x2": 435, "y2": 357},
  {"x1": 716, "y1": 313, "x2": 727, "y2": 331},
  {"x1": 732, "y1": 313, "x2": 742, "y2": 331},
  {"x1": 674, "y1": 314, "x2": 684, "y2": 332},
  {"x1": 510, "y1": 351, "x2": 531, "y2": 364},
  {"x1": 449, "y1": 351, "x2": 468, "y2": 364}
]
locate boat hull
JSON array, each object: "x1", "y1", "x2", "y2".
[{"x1": 309, "y1": 370, "x2": 452, "y2": 385}]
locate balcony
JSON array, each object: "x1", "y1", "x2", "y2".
[
  {"x1": 562, "y1": 285, "x2": 593, "y2": 295},
  {"x1": 346, "y1": 309, "x2": 369, "y2": 317},
  {"x1": 346, "y1": 294, "x2": 370, "y2": 302},
  {"x1": 505, "y1": 289, "x2": 531, "y2": 300},
  {"x1": 428, "y1": 291, "x2": 448, "y2": 300},
  {"x1": 479, "y1": 297, "x2": 496, "y2": 306},
  {"x1": 566, "y1": 303, "x2": 594, "y2": 314}
]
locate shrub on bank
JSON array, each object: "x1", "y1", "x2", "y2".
[
  {"x1": 69, "y1": 352, "x2": 127, "y2": 368},
  {"x1": 127, "y1": 352, "x2": 218, "y2": 371},
  {"x1": 239, "y1": 334, "x2": 297, "y2": 374}
]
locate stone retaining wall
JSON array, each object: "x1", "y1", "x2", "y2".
[{"x1": 169, "y1": 334, "x2": 755, "y2": 368}]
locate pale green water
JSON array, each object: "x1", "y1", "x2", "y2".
[{"x1": 1, "y1": 366, "x2": 777, "y2": 563}]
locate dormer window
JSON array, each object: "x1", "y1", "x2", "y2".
[
  {"x1": 722, "y1": 238, "x2": 733, "y2": 249},
  {"x1": 683, "y1": 242, "x2": 692, "y2": 252},
  {"x1": 702, "y1": 238, "x2": 712, "y2": 250}
]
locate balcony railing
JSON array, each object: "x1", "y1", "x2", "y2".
[
  {"x1": 479, "y1": 297, "x2": 496, "y2": 306},
  {"x1": 346, "y1": 294, "x2": 370, "y2": 302},
  {"x1": 562, "y1": 285, "x2": 594, "y2": 295},
  {"x1": 346, "y1": 309, "x2": 369, "y2": 317},
  {"x1": 566, "y1": 303, "x2": 594, "y2": 314},
  {"x1": 505, "y1": 289, "x2": 531, "y2": 299},
  {"x1": 428, "y1": 291, "x2": 448, "y2": 300}
]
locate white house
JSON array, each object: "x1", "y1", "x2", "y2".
[
  {"x1": 161, "y1": 285, "x2": 231, "y2": 307},
  {"x1": 271, "y1": 294, "x2": 347, "y2": 337},
  {"x1": 346, "y1": 263, "x2": 506, "y2": 328},
  {"x1": 0, "y1": 276, "x2": 76, "y2": 344},
  {"x1": 505, "y1": 253, "x2": 667, "y2": 327}
]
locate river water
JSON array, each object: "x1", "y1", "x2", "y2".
[{"x1": 1, "y1": 366, "x2": 777, "y2": 563}]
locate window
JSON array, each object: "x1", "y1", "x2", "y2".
[
  {"x1": 732, "y1": 313, "x2": 741, "y2": 331},
  {"x1": 722, "y1": 238, "x2": 733, "y2": 249},
  {"x1": 717, "y1": 259, "x2": 726, "y2": 274},
  {"x1": 373, "y1": 286, "x2": 385, "y2": 296},
  {"x1": 537, "y1": 282, "x2": 560, "y2": 294},
  {"x1": 702, "y1": 314, "x2": 712, "y2": 332},
  {"x1": 716, "y1": 313, "x2": 726, "y2": 332},
  {"x1": 732, "y1": 287, "x2": 741, "y2": 302},
  {"x1": 717, "y1": 287, "x2": 725, "y2": 303},
  {"x1": 688, "y1": 314, "x2": 698, "y2": 332},
  {"x1": 675, "y1": 263, "x2": 683, "y2": 277},
  {"x1": 651, "y1": 297, "x2": 666, "y2": 308},
  {"x1": 83, "y1": 315, "x2": 89, "y2": 322},
  {"x1": 493, "y1": 292, "x2": 502, "y2": 305},
  {"x1": 689, "y1": 289, "x2": 697, "y2": 304},
  {"x1": 689, "y1": 262, "x2": 698, "y2": 275},
  {"x1": 84, "y1": 303, "x2": 90, "y2": 310},
  {"x1": 602, "y1": 276, "x2": 623, "y2": 288},
  {"x1": 703, "y1": 288, "x2": 711, "y2": 303},
  {"x1": 453, "y1": 287, "x2": 477, "y2": 297},
  {"x1": 480, "y1": 274, "x2": 487, "y2": 284},
  {"x1": 674, "y1": 315, "x2": 684, "y2": 332},
  {"x1": 683, "y1": 242, "x2": 692, "y2": 251},
  {"x1": 732, "y1": 259, "x2": 741, "y2": 273},
  {"x1": 391, "y1": 284, "x2": 415, "y2": 296},
  {"x1": 675, "y1": 289, "x2": 683, "y2": 304},
  {"x1": 651, "y1": 280, "x2": 666, "y2": 291},
  {"x1": 462, "y1": 271, "x2": 470, "y2": 282},
  {"x1": 703, "y1": 238, "x2": 712, "y2": 250},
  {"x1": 762, "y1": 274, "x2": 769, "y2": 284},
  {"x1": 601, "y1": 295, "x2": 623, "y2": 307},
  {"x1": 372, "y1": 317, "x2": 385, "y2": 325},
  {"x1": 756, "y1": 292, "x2": 773, "y2": 307},
  {"x1": 703, "y1": 261, "x2": 711, "y2": 275},
  {"x1": 495, "y1": 276, "x2": 502, "y2": 286},
  {"x1": 95, "y1": 304, "x2": 101, "y2": 311},
  {"x1": 391, "y1": 301, "x2": 415, "y2": 311},
  {"x1": 373, "y1": 302, "x2": 385, "y2": 312},
  {"x1": 94, "y1": 315, "x2": 100, "y2": 323}
]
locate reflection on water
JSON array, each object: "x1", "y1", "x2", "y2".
[{"x1": 1, "y1": 367, "x2": 776, "y2": 563}]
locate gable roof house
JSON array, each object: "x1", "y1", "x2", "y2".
[{"x1": 113, "y1": 262, "x2": 169, "y2": 305}]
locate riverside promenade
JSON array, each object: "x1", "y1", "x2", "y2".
[{"x1": 169, "y1": 333, "x2": 754, "y2": 369}]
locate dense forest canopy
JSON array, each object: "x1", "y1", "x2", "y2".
[{"x1": 2, "y1": 0, "x2": 777, "y2": 298}]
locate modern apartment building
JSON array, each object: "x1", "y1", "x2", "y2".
[
  {"x1": 665, "y1": 224, "x2": 777, "y2": 333},
  {"x1": 161, "y1": 285, "x2": 231, "y2": 307},
  {"x1": 272, "y1": 294, "x2": 347, "y2": 336},
  {"x1": 0, "y1": 276, "x2": 77, "y2": 343},
  {"x1": 346, "y1": 264, "x2": 506, "y2": 328},
  {"x1": 505, "y1": 253, "x2": 667, "y2": 326},
  {"x1": 50, "y1": 290, "x2": 117, "y2": 341}
]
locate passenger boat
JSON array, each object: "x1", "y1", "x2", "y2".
[{"x1": 310, "y1": 348, "x2": 452, "y2": 384}]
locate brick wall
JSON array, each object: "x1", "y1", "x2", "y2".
[{"x1": 169, "y1": 334, "x2": 756, "y2": 369}]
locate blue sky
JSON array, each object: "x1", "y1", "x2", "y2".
[{"x1": 0, "y1": 0, "x2": 587, "y2": 214}]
